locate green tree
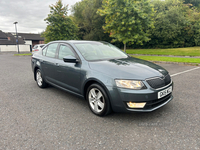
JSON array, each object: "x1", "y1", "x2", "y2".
[
  {"x1": 72, "y1": 0, "x2": 111, "y2": 42},
  {"x1": 97, "y1": 0, "x2": 155, "y2": 52},
  {"x1": 185, "y1": 5, "x2": 200, "y2": 46},
  {"x1": 42, "y1": 0, "x2": 78, "y2": 43},
  {"x1": 147, "y1": 0, "x2": 187, "y2": 48},
  {"x1": 183, "y1": 0, "x2": 200, "y2": 7},
  {"x1": 145, "y1": 0, "x2": 200, "y2": 48}
]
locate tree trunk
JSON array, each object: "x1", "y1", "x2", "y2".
[{"x1": 124, "y1": 43, "x2": 126, "y2": 53}]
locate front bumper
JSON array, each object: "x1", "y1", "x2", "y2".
[
  {"x1": 126, "y1": 94, "x2": 173, "y2": 112},
  {"x1": 108, "y1": 82, "x2": 173, "y2": 113}
]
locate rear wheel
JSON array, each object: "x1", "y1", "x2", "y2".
[
  {"x1": 35, "y1": 69, "x2": 47, "y2": 88},
  {"x1": 87, "y1": 84, "x2": 111, "y2": 116}
]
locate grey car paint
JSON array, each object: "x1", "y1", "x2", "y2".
[{"x1": 32, "y1": 40, "x2": 173, "y2": 114}]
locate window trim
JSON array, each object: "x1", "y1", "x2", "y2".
[
  {"x1": 42, "y1": 45, "x2": 48, "y2": 56},
  {"x1": 43, "y1": 43, "x2": 59, "y2": 58},
  {"x1": 57, "y1": 44, "x2": 76, "y2": 60},
  {"x1": 56, "y1": 43, "x2": 82, "y2": 64}
]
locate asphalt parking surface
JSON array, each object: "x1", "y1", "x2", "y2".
[{"x1": 0, "y1": 54, "x2": 199, "y2": 150}]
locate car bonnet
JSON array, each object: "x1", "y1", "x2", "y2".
[{"x1": 88, "y1": 57, "x2": 168, "y2": 80}]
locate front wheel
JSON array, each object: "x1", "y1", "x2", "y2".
[
  {"x1": 35, "y1": 69, "x2": 47, "y2": 88},
  {"x1": 86, "y1": 84, "x2": 111, "y2": 116}
]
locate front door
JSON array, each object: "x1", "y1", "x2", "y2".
[{"x1": 54, "y1": 44, "x2": 81, "y2": 94}]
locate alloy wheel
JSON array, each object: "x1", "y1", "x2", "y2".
[
  {"x1": 88, "y1": 88, "x2": 105, "y2": 113},
  {"x1": 36, "y1": 71, "x2": 43, "y2": 87}
]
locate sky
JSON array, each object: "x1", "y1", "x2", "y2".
[{"x1": 0, "y1": 0, "x2": 81, "y2": 34}]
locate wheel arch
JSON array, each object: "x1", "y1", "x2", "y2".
[{"x1": 83, "y1": 78, "x2": 111, "y2": 101}]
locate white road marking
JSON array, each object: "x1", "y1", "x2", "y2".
[{"x1": 171, "y1": 67, "x2": 200, "y2": 77}]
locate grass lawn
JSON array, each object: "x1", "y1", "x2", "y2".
[
  {"x1": 133, "y1": 55, "x2": 200, "y2": 64},
  {"x1": 14, "y1": 53, "x2": 32, "y2": 56},
  {"x1": 126, "y1": 47, "x2": 200, "y2": 56}
]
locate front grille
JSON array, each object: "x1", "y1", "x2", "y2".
[
  {"x1": 146, "y1": 74, "x2": 171, "y2": 89},
  {"x1": 144, "y1": 94, "x2": 172, "y2": 109}
]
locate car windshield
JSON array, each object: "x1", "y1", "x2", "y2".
[{"x1": 74, "y1": 42, "x2": 128, "y2": 61}]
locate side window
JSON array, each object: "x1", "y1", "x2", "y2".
[
  {"x1": 46, "y1": 43, "x2": 58, "y2": 58},
  {"x1": 58, "y1": 45, "x2": 75, "y2": 60},
  {"x1": 42, "y1": 46, "x2": 47, "y2": 55}
]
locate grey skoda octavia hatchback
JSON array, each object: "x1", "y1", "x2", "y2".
[{"x1": 31, "y1": 40, "x2": 173, "y2": 116}]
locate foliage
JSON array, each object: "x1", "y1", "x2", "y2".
[
  {"x1": 72, "y1": 0, "x2": 111, "y2": 42},
  {"x1": 71, "y1": 0, "x2": 200, "y2": 48},
  {"x1": 42, "y1": 0, "x2": 78, "y2": 43},
  {"x1": 186, "y1": 7, "x2": 200, "y2": 46},
  {"x1": 142, "y1": 0, "x2": 200, "y2": 48},
  {"x1": 183, "y1": 0, "x2": 200, "y2": 7},
  {"x1": 97, "y1": 0, "x2": 155, "y2": 51}
]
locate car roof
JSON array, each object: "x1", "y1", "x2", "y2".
[{"x1": 49, "y1": 40, "x2": 106, "y2": 44}]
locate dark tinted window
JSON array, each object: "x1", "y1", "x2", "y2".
[
  {"x1": 46, "y1": 43, "x2": 58, "y2": 58},
  {"x1": 58, "y1": 45, "x2": 75, "y2": 59}
]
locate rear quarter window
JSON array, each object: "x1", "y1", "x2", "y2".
[
  {"x1": 45, "y1": 43, "x2": 58, "y2": 58},
  {"x1": 42, "y1": 46, "x2": 47, "y2": 55}
]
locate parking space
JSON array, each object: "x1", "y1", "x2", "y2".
[{"x1": 0, "y1": 54, "x2": 199, "y2": 149}]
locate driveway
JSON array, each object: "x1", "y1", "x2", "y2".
[{"x1": 0, "y1": 54, "x2": 199, "y2": 149}]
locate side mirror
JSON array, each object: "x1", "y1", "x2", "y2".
[{"x1": 63, "y1": 55, "x2": 79, "y2": 63}]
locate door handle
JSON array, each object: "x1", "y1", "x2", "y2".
[
  {"x1": 39, "y1": 59, "x2": 43, "y2": 62},
  {"x1": 55, "y1": 63, "x2": 59, "y2": 67}
]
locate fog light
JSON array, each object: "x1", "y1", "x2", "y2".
[{"x1": 127, "y1": 102, "x2": 146, "y2": 108}]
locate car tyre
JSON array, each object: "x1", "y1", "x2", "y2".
[
  {"x1": 87, "y1": 84, "x2": 111, "y2": 116},
  {"x1": 35, "y1": 69, "x2": 47, "y2": 88}
]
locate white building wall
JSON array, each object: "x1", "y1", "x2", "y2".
[
  {"x1": 24, "y1": 40, "x2": 32, "y2": 45},
  {"x1": 0, "y1": 45, "x2": 31, "y2": 52}
]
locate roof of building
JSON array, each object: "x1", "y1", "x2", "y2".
[
  {"x1": 18, "y1": 33, "x2": 44, "y2": 41},
  {"x1": 0, "y1": 31, "x2": 44, "y2": 45},
  {"x1": 0, "y1": 30, "x2": 8, "y2": 40},
  {"x1": 0, "y1": 32, "x2": 25, "y2": 45}
]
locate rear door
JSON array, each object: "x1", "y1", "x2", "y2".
[{"x1": 41, "y1": 43, "x2": 58, "y2": 84}]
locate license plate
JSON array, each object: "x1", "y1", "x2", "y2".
[{"x1": 158, "y1": 86, "x2": 172, "y2": 99}]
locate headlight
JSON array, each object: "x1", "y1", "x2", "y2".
[{"x1": 115, "y1": 80, "x2": 145, "y2": 89}]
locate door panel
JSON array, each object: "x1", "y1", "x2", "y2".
[
  {"x1": 55, "y1": 44, "x2": 81, "y2": 93},
  {"x1": 41, "y1": 43, "x2": 58, "y2": 84}
]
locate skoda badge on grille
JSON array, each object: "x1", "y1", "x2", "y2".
[{"x1": 160, "y1": 75, "x2": 165, "y2": 80}]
